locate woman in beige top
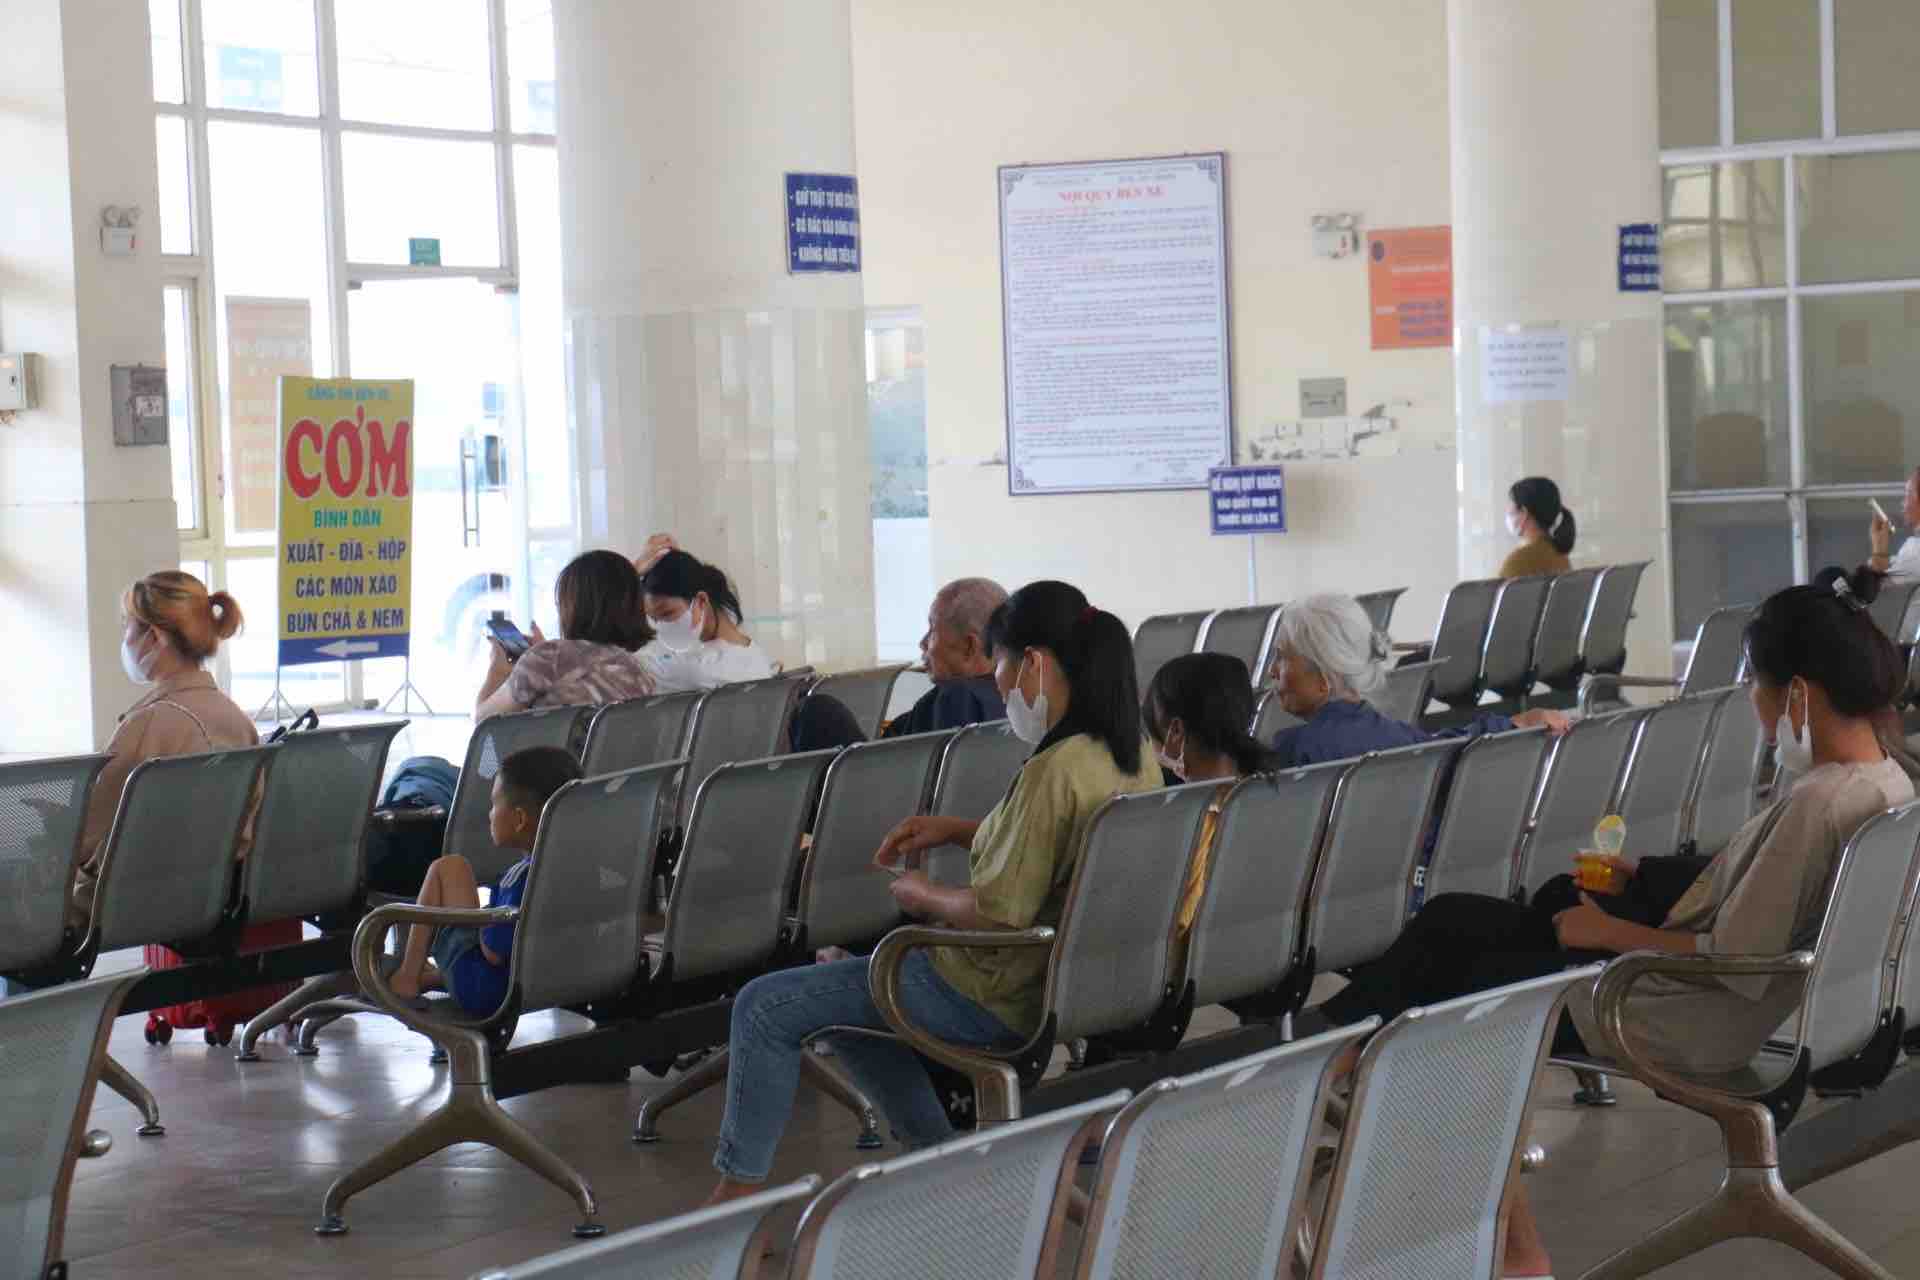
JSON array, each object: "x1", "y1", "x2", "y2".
[
  {"x1": 72, "y1": 571, "x2": 258, "y2": 921},
  {"x1": 1302, "y1": 565, "x2": 1911, "y2": 1278},
  {"x1": 1498, "y1": 475, "x2": 1576, "y2": 578}
]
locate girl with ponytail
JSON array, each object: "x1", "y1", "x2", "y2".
[
  {"x1": 633, "y1": 536, "x2": 776, "y2": 692},
  {"x1": 1501, "y1": 475, "x2": 1577, "y2": 577}
]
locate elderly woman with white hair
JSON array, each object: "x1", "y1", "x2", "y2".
[{"x1": 1266, "y1": 593, "x2": 1569, "y2": 767}]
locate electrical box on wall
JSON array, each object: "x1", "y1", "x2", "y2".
[
  {"x1": 0, "y1": 353, "x2": 36, "y2": 411},
  {"x1": 111, "y1": 364, "x2": 169, "y2": 446}
]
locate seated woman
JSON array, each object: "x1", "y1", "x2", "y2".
[
  {"x1": 704, "y1": 581, "x2": 1160, "y2": 1203},
  {"x1": 1499, "y1": 475, "x2": 1576, "y2": 578},
  {"x1": 72, "y1": 571, "x2": 257, "y2": 921},
  {"x1": 474, "y1": 549, "x2": 656, "y2": 721},
  {"x1": 634, "y1": 537, "x2": 776, "y2": 693},
  {"x1": 1267, "y1": 593, "x2": 1569, "y2": 767},
  {"x1": 1303, "y1": 566, "x2": 1911, "y2": 1278}
]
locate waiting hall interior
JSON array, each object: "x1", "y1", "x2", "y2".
[{"x1": 13, "y1": 1, "x2": 1920, "y2": 1277}]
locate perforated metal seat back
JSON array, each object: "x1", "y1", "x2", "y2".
[
  {"x1": 1481, "y1": 576, "x2": 1552, "y2": 698},
  {"x1": 1133, "y1": 611, "x2": 1211, "y2": 695},
  {"x1": 1801, "y1": 804, "x2": 1920, "y2": 1074},
  {"x1": 1514, "y1": 709, "x2": 1649, "y2": 901},
  {"x1": 1427, "y1": 579, "x2": 1502, "y2": 706},
  {"x1": 1355, "y1": 588, "x2": 1406, "y2": 636},
  {"x1": 579, "y1": 692, "x2": 702, "y2": 777},
  {"x1": 929, "y1": 721, "x2": 1027, "y2": 822},
  {"x1": 1306, "y1": 741, "x2": 1462, "y2": 971},
  {"x1": 1531, "y1": 568, "x2": 1602, "y2": 688},
  {"x1": 1251, "y1": 689, "x2": 1302, "y2": 742},
  {"x1": 794, "y1": 1094, "x2": 1121, "y2": 1280},
  {"x1": 800, "y1": 732, "x2": 950, "y2": 949},
  {"x1": 1047, "y1": 784, "x2": 1218, "y2": 1042},
  {"x1": 1615, "y1": 691, "x2": 1724, "y2": 863},
  {"x1": 1690, "y1": 691, "x2": 1766, "y2": 857},
  {"x1": 244, "y1": 724, "x2": 403, "y2": 923},
  {"x1": 1313, "y1": 969, "x2": 1594, "y2": 1280},
  {"x1": 662, "y1": 750, "x2": 834, "y2": 982},
  {"x1": 676, "y1": 675, "x2": 810, "y2": 827},
  {"x1": 93, "y1": 746, "x2": 276, "y2": 951},
  {"x1": 1681, "y1": 607, "x2": 1754, "y2": 696},
  {"x1": 0, "y1": 972, "x2": 140, "y2": 1280},
  {"x1": 810, "y1": 666, "x2": 910, "y2": 740},
  {"x1": 1186, "y1": 764, "x2": 1345, "y2": 1009},
  {"x1": 1199, "y1": 606, "x2": 1280, "y2": 682},
  {"x1": 1424, "y1": 730, "x2": 1551, "y2": 903},
  {"x1": 453, "y1": 707, "x2": 590, "y2": 886},
  {"x1": 1582, "y1": 561, "x2": 1650, "y2": 676},
  {"x1": 1869, "y1": 581, "x2": 1920, "y2": 645},
  {"x1": 1376, "y1": 660, "x2": 1439, "y2": 726},
  {"x1": 1080, "y1": 1027, "x2": 1370, "y2": 1280},
  {"x1": 0, "y1": 755, "x2": 109, "y2": 971},
  {"x1": 511, "y1": 762, "x2": 679, "y2": 1011}
]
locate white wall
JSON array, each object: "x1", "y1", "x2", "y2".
[{"x1": 851, "y1": 0, "x2": 1460, "y2": 641}]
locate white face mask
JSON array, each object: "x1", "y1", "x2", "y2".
[
  {"x1": 1004, "y1": 652, "x2": 1052, "y2": 745},
  {"x1": 1505, "y1": 510, "x2": 1526, "y2": 538},
  {"x1": 652, "y1": 600, "x2": 705, "y2": 654},
  {"x1": 1156, "y1": 740, "x2": 1186, "y2": 780},
  {"x1": 1774, "y1": 679, "x2": 1815, "y2": 776},
  {"x1": 120, "y1": 632, "x2": 154, "y2": 686}
]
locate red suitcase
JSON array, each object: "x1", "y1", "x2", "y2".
[{"x1": 142, "y1": 917, "x2": 304, "y2": 1045}]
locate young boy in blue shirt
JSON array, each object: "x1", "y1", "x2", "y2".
[{"x1": 387, "y1": 745, "x2": 581, "y2": 1012}]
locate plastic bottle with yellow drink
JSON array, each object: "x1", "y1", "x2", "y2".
[{"x1": 1575, "y1": 814, "x2": 1627, "y2": 894}]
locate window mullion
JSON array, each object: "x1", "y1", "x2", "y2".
[
  {"x1": 1819, "y1": 0, "x2": 1837, "y2": 141},
  {"x1": 490, "y1": 0, "x2": 520, "y2": 284},
  {"x1": 1717, "y1": 0, "x2": 1734, "y2": 148}
]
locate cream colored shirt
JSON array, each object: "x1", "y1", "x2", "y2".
[{"x1": 639, "y1": 637, "x2": 776, "y2": 693}]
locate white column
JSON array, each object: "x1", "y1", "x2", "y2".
[
  {"x1": 1449, "y1": 0, "x2": 1673, "y2": 669},
  {"x1": 0, "y1": 0, "x2": 176, "y2": 753},
  {"x1": 553, "y1": 0, "x2": 875, "y2": 672}
]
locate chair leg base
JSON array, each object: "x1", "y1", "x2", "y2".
[
  {"x1": 135, "y1": 1123, "x2": 166, "y2": 1138},
  {"x1": 314, "y1": 1215, "x2": 349, "y2": 1237},
  {"x1": 634, "y1": 1047, "x2": 731, "y2": 1145},
  {"x1": 100, "y1": 1055, "x2": 165, "y2": 1138},
  {"x1": 572, "y1": 1222, "x2": 607, "y2": 1239},
  {"x1": 238, "y1": 971, "x2": 359, "y2": 1061},
  {"x1": 1572, "y1": 1069, "x2": 1617, "y2": 1107}
]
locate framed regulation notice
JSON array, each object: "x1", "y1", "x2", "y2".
[{"x1": 999, "y1": 152, "x2": 1233, "y2": 495}]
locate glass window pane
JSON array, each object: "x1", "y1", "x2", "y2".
[
  {"x1": 1670, "y1": 501, "x2": 1793, "y2": 640},
  {"x1": 1666, "y1": 300, "x2": 1791, "y2": 491},
  {"x1": 207, "y1": 122, "x2": 334, "y2": 545},
  {"x1": 1804, "y1": 292, "x2": 1920, "y2": 486},
  {"x1": 150, "y1": 0, "x2": 184, "y2": 103},
  {"x1": 335, "y1": 0, "x2": 494, "y2": 131},
  {"x1": 1732, "y1": 0, "x2": 1820, "y2": 143},
  {"x1": 514, "y1": 145, "x2": 571, "y2": 530},
  {"x1": 163, "y1": 284, "x2": 200, "y2": 533},
  {"x1": 1798, "y1": 152, "x2": 1920, "y2": 285},
  {"x1": 155, "y1": 116, "x2": 193, "y2": 255},
  {"x1": 202, "y1": 0, "x2": 319, "y2": 115},
  {"x1": 1837, "y1": 0, "x2": 1920, "y2": 135},
  {"x1": 1661, "y1": 160, "x2": 1789, "y2": 291},
  {"x1": 1658, "y1": 0, "x2": 1720, "y2": 149},
  {"x1": 1808, "y1": 493, "x2": 1906, "y2": 581},
  {"x1": 507, "y1": 0, "x2": 556, "y2": 134},
  {"x1": 342, "y1": 133, "x2": 500, "y2": 266},
  {"x1": 225, "y1": 555, "x2": 346, "y2": 711}
]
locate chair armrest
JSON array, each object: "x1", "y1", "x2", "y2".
[
  {"x1": 370, "y1": 806, "x2": 447, "y2": 828},
  {"x1": 349, "y1": 902, "x2": 518, "y2": 1034},
  {"x1": 1578, "y1": 673, "x2": 1680, "y2": 714},
  {"x1": 1587, "y1": 949, "x2": 1814, "y2": 1112},
  {"x1": 866, "y1": 924, "x2": 1054, "y2": 1075}
]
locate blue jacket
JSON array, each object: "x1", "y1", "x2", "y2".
[
  {"x1": 881, "y1": 675, "x2": 1007, "y2": 739},
  {"x1": 1270, "y1": 698, "x2": 1513, "y2": 768}
]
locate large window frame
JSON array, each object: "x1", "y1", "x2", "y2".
[
  {"x1": 1664, "y1": 0, "x2": 1920, "y2": 639},
  {"x1": 156, "y1": 0, "x2": 558, "y2": 708}
]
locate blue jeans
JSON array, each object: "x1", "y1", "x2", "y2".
[{"x1": 713, "y1": 952, "x2": 1022, "y2": 1181}]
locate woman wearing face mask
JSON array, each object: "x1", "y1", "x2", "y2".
[
  {"x1": 635, "y1": 545, "x2": 775, "y2": 693},
  {"x1": 1293, "y1": 565, "x2": 1910, "y2": 1280},
  {"x1": 72, "y1": 571, "x2": 257, "y2": 921},
  {"x1": 700, "y1": 580, "x2": 1160, "y2": 1206},
  {"x1": 1500, "y1": 475, "x2": 1577, "y2": 578}
]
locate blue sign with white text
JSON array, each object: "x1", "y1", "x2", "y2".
[
  {"x1": 1210, "y1": 466, "x2": 1285, "y2": 535},
  {"x1": 1618, "y1": 223, "x2": 1661, "y2": 292},
  {"x1": 786, "y1": 173, "x2": 861, "y2": 274}
]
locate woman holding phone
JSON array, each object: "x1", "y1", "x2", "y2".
[
  {"x1": 473, "y1": 550, "x2": 655, "y2": 720},
  {"x1": 1865, "y1": 469, "x2": 1920, "y2": 586}
]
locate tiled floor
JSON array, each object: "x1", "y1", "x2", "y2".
[{"x1": 57, "y1": 993, "x2": 1920, "y2": 1278}]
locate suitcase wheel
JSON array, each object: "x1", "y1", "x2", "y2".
[
  {"x1": 147, "y1": 1017, "x2": 173, "y2": 1045},
  {"x1": 204, "y1": 1023, "x2": 235, "y2": 1047}
]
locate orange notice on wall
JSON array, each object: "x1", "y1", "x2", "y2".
[{"x1": 1368, "y1": 226, "x2": 1453, "y2": 350}]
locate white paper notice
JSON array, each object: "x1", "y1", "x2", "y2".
[
  {"x1": 999, "y1": 154, "x2": 1233, "y2": 494},
  {"x1": 1480, "y1": 327, "x2": 1571, "y2": 404}
]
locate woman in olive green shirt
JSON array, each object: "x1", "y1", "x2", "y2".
[
  {"x1": 704, "y1": 580, "x2": 1161, "y2": 1203},
  {"x1": 1499, "y1": 475, "x2": 1576, "y2": 578}
]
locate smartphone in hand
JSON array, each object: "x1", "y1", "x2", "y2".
[
  {"x1": 485, "y1": 616, "x2": 532, "y2": 661},
  {"x1": 1871, "y1": 497, "x2": 1892, "y2": 525}
]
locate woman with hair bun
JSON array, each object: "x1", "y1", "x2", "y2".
[
  {"x1": 72, "y1": 569, "x2": 258, "y2": 918},
  {"x1": 632, "y1": 534, "x2": 776, "y2": 692},
  {"x1": 1501, "y1": 475, "x2": 1577, "y2": 578}
]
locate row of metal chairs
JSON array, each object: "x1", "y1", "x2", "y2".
[{"x1": 1130, "y1": 587, "x2": 1409, "y2": 695}]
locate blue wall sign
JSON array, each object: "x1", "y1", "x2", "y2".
[
  {"x1": 786, "y1": 173, "x2": 861, "y2": 274},
  {"x1": 1209, "y1": 466, "x2": 1285, "y2": 535},
  {"x1": 1618, "y1": 223, "x2": 1661, "y2": 292}
]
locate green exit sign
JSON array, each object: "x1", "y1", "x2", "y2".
[{"x1": 408, "y1": 237, "x2": 441, "y2": 267}]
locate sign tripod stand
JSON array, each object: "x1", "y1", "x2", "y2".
[{"x1": 383, "y1": 656, "x2": 434, "y2": 715}]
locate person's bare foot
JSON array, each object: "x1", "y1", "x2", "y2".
[
  {"x1": 705, "y1": 1177, "x2": 762, "y2": 1208},
  {"x1": 388, "y1": 970, "x2": 423, "y2": 1000}
]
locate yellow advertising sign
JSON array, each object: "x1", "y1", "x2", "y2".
[{"x1": 276, "y1": 376, "x2": 414, "y2": 666}]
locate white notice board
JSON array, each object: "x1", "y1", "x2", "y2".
[{"x1": 999, "y1": 153, "x2": 1233, "y2": 495}]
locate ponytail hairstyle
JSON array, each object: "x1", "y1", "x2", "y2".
[
  {"x1": 983, "y1": 580, "x2": 1142, "y2": 773},
  {"x1": 124, "y1": 569, "x2": 242, "y2": 663},
  {"x1": 1510, "y1": 476, "x2": 1577, "y2": 556},
  {"x1": 1144, "y1": 653, "x2": 1279, "y2": 776},
  {"x1": 1745, "y1": 566, "x2": 1902, "y2": 716},
  {"x1": 640, "y1": 549, "x2": 745, "y2": 624}
]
